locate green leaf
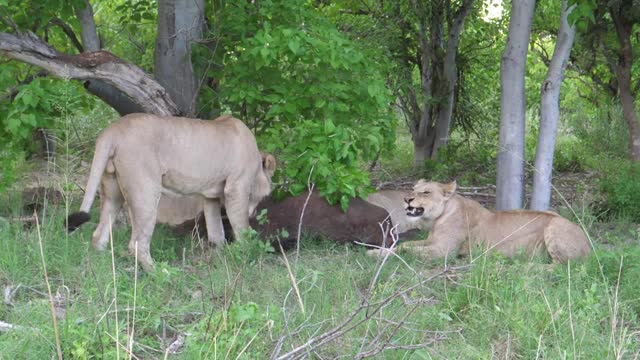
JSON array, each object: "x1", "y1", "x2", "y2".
[
  {"x1": 288, "y1": 39, "x2": 300, "y2": 54},
  {"x1": 324, "y1": 119, "x2": 335, "y2": 133}
]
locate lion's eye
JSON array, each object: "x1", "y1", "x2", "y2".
[{"x1": 421, "y1": 191, "x2": 431, "y2": 195}]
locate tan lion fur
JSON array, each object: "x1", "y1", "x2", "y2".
[
  {"x1": 67, "y1": 113, "x2": 276, "y2": 271},
  {"x1": 370, "y1": 180, "x2": 591, "y2": 263},
  {"x1": 366, "y1": 190, "x2": 417, "y2": 234}
]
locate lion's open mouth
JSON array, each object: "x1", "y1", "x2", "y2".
[{"x1": 406, "y1": 206, "x2": 424, "y2": 217}]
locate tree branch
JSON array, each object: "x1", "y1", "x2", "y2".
[
  {"x1": 47, "y1": 18, "x2": 84, "y2": 53},
  {"x1": 0, "y1": 31, "x2": 180, "y2": 116}
]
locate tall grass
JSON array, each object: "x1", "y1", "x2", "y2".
[
  {"x1": 1, "y1": 194, "x2": 639, "y2": 358},
  {"x1": 2, "y1": 98, "x2": 639, "y2": 358}
]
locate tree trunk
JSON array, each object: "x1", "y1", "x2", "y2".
[
  {"x1": 531, "y1": 1, "x2": 576, "y2": 211},
  {"x1": 0, "y1": 31, "x2": 180, "y2": 116},
  {"x1": 74, "y1": 0, "x2": 145, "y2": 115},
  {"x1": 74, "y1": 0, "x2": 100, "y2": 51},
  {"x1": 411, "y1": 0, "x2": 434, "y2": 167},
  {"x1": 431, "y1": 0, "x2": 475, "y2": 159},
  {"x1": 610, "y1": 6, "x2": 640, "y2": 160},
  {"x1": 155, "y1": 0, "x2": 204, "y2": 117},
  {"x1": 409, "y1": 0, "x2": 474, "y2": 166},
  {"x1": 496, "y1": 0, "x2": 536, "y2": 211},
  {"x1": 413, "y1": 135, "x2": 435, "y2": 166}
]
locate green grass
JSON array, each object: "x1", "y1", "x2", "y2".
[{"x1": 1, "y1": 195, "x2": 639, "y2": 359}]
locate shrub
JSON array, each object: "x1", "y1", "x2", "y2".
[
  {"x1": 205, "y1": 0, "x2": 396, "y2": 209},
  {"x1": 596, "y1": 159, "x2": 640, "y2": 220}
]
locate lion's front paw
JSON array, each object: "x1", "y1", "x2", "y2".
[{"x1": 366, "y1": 247, "x2": 396, "y2": 257}]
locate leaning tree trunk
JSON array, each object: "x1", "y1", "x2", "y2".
[
  {"x1": 155, "y1": 0, "x2": 205, "y2": 117},
  {"x1": 496, "y1": 0, "x2": 536, "y2": 211},
  {"x1": 0, "y1": 31, "x2": 179, "y2": 116},
  {"x1": 531, "y1": 1, "x2": 576, "y2": 211},
  {"x1": 611, "y1": 6, "x2": 640, "y2": 161}
]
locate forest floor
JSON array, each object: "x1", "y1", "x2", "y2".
[{"x1": 1, "y1": 159, "x2": 639, "y2": 359}]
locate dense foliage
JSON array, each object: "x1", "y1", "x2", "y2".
[
  {"x1": 0, "y1": 0, "x2": 639, "y2": 211},
  {"x1": 206, "y1": 0, "x2": 395, "y2": 207}
]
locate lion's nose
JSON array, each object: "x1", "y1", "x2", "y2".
[{"x1": 404, "y1": 198, "x2": 413, "y2": 205}]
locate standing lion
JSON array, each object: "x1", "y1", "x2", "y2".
[{"x1": 66, "y1": 113, "x2": 276, "y2": 271}]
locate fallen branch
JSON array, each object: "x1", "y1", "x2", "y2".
[{"x1": 0, "y1": 320, "x2": 23, "y2": 332}]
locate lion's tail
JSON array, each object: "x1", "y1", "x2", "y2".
[{"x1": 66, "y1": 132, "x2": 114, "y2": 232}]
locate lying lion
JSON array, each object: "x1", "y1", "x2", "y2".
[
  {"x1": 66, "y1": 113, "x2": 276, "y2": 271},
  {"x1": 370, "y1": 180, "x2": 591, "y2": 263}
]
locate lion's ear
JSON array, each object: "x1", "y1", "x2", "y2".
[
  {"x1": 262, "y1": 153, "x2": 276, "y2": 177},
  {"x1": 443, "y1": 180, "x2": 457, "y2": 199}
]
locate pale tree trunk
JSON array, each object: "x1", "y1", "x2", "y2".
[
  {"x1": 496, "y1": 0, "x2": 536, "y2": 211},
  {"x1": 155, "y1": 0, "x2": 204, "y2": 117},
  {"x1": 74, "y1": 0, "x2": 144, "y2": 115},
  {"x1": 530, "y1": 1, "x2": 576, "y2": 211},
  {"x1": 610, "y1": 6, "x2": 640, "y2": 160}
]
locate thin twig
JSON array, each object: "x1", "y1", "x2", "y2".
[
  {"x1": 128, "y1": 240, "x2": 139, "y2": 359},
  {"x1": 567, "y1": 261, "x2": 576, "y2": 358},
  {"x1": 296, "y1": 181, "x2": 315, "y2": 267},
  {"x1": 35, "y1": 212, "x2": 63, "y2": 360},
  {"x1": 278, "y1": 241, "x2": 305, "y2": 315},
  {"x1": 109, "y1": 216, "x2": 121, "y2": 360},
  {"x1": 105, "y1": 332, "x2": 141, "y2": 360},
  {"x1": 275, "y1": 265, "x2": 471, "y2": 359}
]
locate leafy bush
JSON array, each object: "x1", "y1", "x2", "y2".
[
  {"x1": 207, "y1": 0, "x2": 395, "y2": 209},
  {"x1": 596, "y1": 159, "x2": 640, "y2": 220},
  {"x1": 0, "y1": 77, "x2": 97, "y2": 190},
  {"x1": 566, "y1": 100, "x2": 629, "y2": 160},
  {"x1": 553, "y1": 135, "x2": 587, "y2": 172}
]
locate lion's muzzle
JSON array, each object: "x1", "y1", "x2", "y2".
[{"x1": 404, "y1": 198, "x2": 425, "y2": 218}]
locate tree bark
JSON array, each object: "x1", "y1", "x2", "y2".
[
  {"x1": 610, "y1": 6, "x2": 640, "y2": 161},
  {"x1": 74, "y1": 0, "x2": 100, "y2": 51},
  {"x1": 74, "y1": 0, "x2": 145, "y2": 115},
  {"x1": 0, "y1": 31, "x2": 180, "y2": 116},
  {"x1": 431, "y1": 0, "x2": 475, "y2": 159},
  {"x1": 408, "y1": 0, "x2": 475, "y2": 166},
  {"x1": 410, "y1": 0, "x2": 434, "y2": 167},
  {"x1": 496, "y1": 0, "x2": 536, "y2": 211},
  {"x1": 531, "y1": 1, "x2": 576, "y2": 211},
  {"x1": 155, "y1": 0, "x2": 205, "y2": 117}
]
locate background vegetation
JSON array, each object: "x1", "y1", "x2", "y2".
[{"x1": 2, "y1": 0, "x2": 640, "y2": 358}]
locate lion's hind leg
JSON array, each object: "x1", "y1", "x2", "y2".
[
  {"x1": 92, "y1": 167, "x2": 124, "y2": 251},
  {"x1": 120, "y1": 177, "x2": 161, "y2": 271},
  {"x1": 544, "y1": 217, "x2": 591, "y2": 263}
]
